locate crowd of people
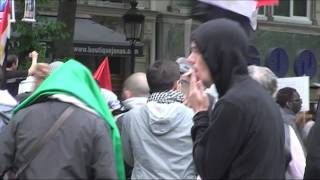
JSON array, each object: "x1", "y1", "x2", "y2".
[{"x1": 0, "y1": 3, "x2": 320, "y2": 180}]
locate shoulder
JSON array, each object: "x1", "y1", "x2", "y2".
[
  {"x1": 124, "y1": 105, "x2": 146, "y2": 116},
  {"x1": 214, "y1": 95, "x2": 243, "y2": 112},
  {"x1": 120, "y1": 105, "x2": 147, "y2": 126}
]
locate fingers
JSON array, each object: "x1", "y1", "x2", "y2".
[
  {"x1": 189, "y1": 71, "x2": 197, "y2": 91},
  {"x1": 34, "y1": 63, "x2": 50, "y2": 79},
  {"x1": 184, "y1": 72, "x2": 209, "y2": 112},
  {"x1": 196, "y1": 80, "x2": 206, "y2": 92},
  {"x1": 30, "y1": 51, "x2": 39, "y2": 61}
]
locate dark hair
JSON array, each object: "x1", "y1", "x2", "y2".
[
  {"x1": 6, "y1": 54, "x2": 18, "y2": 68},
  {"x1": 146, "y1": 60, "x2": 180, "y2": 93},
  {"x1": 276, "y1": 87, "x2": 297, "y2": 107}
]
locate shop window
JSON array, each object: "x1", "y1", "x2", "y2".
[{"x1": 108, "y1": 57, "x2": 121, "y2": 74}]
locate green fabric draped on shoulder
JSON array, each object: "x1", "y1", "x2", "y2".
[{"x1": 14, "y1": 59, "x2": 125, "y2": 180}]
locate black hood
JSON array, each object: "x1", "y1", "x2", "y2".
[{"x1": 191, "y1": 19, "x2": 249, "y2": 97}]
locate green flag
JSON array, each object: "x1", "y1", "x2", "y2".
[{"x1": 14, "y1": 59, "x2": 125, "y2": 179}]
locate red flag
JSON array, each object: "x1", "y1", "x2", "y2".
[
  {"x1": 257, "y1": 0, "x2": 279, "y2": 7},
  {"x1": 94, "y1": 57, "x2": 112, "y2": 90},
  {"x1": 0, "y1": 0, "x2": 10, "y2": 66}
]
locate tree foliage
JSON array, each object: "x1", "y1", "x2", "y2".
[
  {"x1": 52, "y1": 0, "x2": 77, "y2": 59},
  {"x1": 10, "y1": 0, "x2": 69, "y2": 65}
]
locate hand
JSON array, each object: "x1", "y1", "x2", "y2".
[
  {"x1": 296, "y1": 111, "x2": 313, "y2": 129},
  {"x1": 34, "y1": 63, "x2": 50, "y2": 79},
  {"x1": 30, "y1": 51, "x2": 38, "y2": 60},
  {"x1": 184, "y1": 72, "x2": 209, "y2": 113},
  {"x1": 27, "y1": 51, "x2": 39, "y2": 75},
  {"x1": 32, "y1": 63, "x2": 50, "y2": 91}
]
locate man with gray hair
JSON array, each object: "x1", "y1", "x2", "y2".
[
  {"x1": 248, "y1": 65, "x2": 277, "y2": 97},
  {"x1": 248, "y1": 65, "x2": 305, "y2": 180}
]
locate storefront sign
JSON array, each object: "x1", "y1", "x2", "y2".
[{"x1": 74, "y1": 43, "x2": 143, "y2": 57}]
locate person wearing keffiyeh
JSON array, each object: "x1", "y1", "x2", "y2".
[
  {"x1": 0, "y1": 60, "x2": 125, "y2": 179},
  {"x1": 120, "y1": 60, "x2": 196, "y2": 179}
]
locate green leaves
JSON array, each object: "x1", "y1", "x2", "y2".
[
  {"x1": 9, "y1": 0, "x2": 68, "y2": 65},
  {"x1": 10, "y1": 17, "x2": 67, "y2": 58}
]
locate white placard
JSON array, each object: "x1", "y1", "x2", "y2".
[
  {"x1": 18, "y1": 76, "x2": 35, "y2": 94},
  {"x1": 277, "y1": 76, "x2": 309, "y2": 111}
]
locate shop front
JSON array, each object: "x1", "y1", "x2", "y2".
[{"x1": 73, "y1": 18, "x2": 143, "y2": 94}]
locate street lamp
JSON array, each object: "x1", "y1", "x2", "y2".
[{"x1": 122, "y1": 0, "x2": 145, "y2": 73}]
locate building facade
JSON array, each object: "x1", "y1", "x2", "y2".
[{"x1": 50, "y1": 0, "x2": 320, "y2": 94}]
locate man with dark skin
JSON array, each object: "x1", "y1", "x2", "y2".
[{"x1": 276, "y1": 88, "x2": 305, "y2": 144}]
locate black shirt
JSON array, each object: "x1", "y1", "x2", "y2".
[{"x1": 5, "y1": 70, "x2": 28, "y2": 96}]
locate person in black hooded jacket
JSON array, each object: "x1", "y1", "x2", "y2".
[
  {"x1": 304, "y1": 99, "x2": 320, "y2": 179},
  {"x1": 184, "y1": 19, "x2": 285, "y2": 179}
]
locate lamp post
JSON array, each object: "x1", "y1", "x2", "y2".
[{"x1": 122, "y1": 0, "x2": 145, "y2": 73}]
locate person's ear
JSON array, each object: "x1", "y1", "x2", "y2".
[
  {"x1": 173, "y1": 80, "x2": 179, "y2": 90},
  {"x1": 122, "y1": 90, "x2": 132, "y2": 100},
  {"x1": 13, "y1": 61, "x2": 17, "y2": 67},
  {"x1": 286, "y1": 101, "x2": 292, "y2": 109}
]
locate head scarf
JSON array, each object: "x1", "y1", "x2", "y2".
[
  {"x1": 191, "y1": 18, "x2": 249, "y2": 97},
  {"x1": 14, "y1": 60, "x2": 125, "y2": 179}
]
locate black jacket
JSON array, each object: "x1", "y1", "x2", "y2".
[
  {"x1": 0, "y1": 100, "x2": 117, "y2": 179},
  {"x1": 304, "y1": 102, "x2": 320, "y2": 179},
  {"x1": 191, "y1": 19, "x2": 285, "y2": 179},
  {"x1": 5, "y1": 70, "x2": 28, "y2": 96}
]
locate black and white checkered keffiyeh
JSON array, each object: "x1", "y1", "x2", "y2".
[{"x1": 147, "y1": 90, "x2": 184, "y2": 104}]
